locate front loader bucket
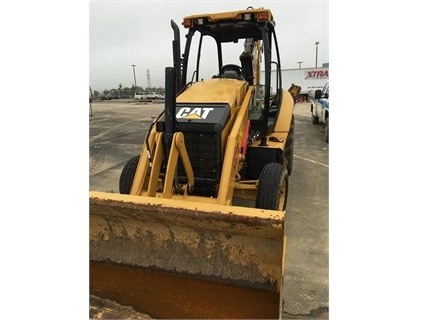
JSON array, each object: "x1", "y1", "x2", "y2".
[{"x1": 89, "y1": 191, "x2": 286, "y2": 319}]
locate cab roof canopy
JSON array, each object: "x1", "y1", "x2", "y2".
[{"x1": 182, "y1": 8, "x2": 275, "y2": 43}]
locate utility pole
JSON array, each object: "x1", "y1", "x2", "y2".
[
  {"x1": 131, "y1": 64, "x2": 137, "y2": 87},
  {"x1": 89, "y1": 86, "x2": 93, "y2": 117},
  {"x1": 315, "y1": 42, "x2": 319, "y2": 68}
]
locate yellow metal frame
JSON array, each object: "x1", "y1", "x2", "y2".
[
  {"x1": 162, "y1": 132, "x2": 194, "y2": 197},
  {"x1": 129, "y1": 86, "x2": 295, "y2": 206}
]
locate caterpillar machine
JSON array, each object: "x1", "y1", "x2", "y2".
[{"x1": 90, "y1": 7, "x2": 300, "y2": 319}]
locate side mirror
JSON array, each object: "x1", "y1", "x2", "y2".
[{"x1": 314, "y1": 89, "x2": 322, "y2": 99}]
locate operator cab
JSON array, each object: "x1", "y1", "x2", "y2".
[{"x1": 175, "y1": 8, "x2": 283, "y2": 141}]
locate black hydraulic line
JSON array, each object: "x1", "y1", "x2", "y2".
[
  {"x1": 259, "y1": 26, "x2": 271, "y2": 147},
  {"x1": 181, "y1": 29, "x2": 195, "y2": 88},
  {"x1": 145, "y1": 110, "x2": 165, "y2": 161}
]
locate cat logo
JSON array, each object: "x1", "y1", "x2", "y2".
[{"x1": 176, "y1": 107, "x2": 214, "y2": 120}]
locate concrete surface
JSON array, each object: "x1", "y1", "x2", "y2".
[{"x1": 89, "y1": 100, "x2": 329, "y2": 319}]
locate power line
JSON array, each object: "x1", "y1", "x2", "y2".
[{"x1": 146, "y1": 69, "x2": 151, "y2": 89}]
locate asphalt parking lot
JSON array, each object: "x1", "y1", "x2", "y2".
[{"x1": 89, "y1": 99, "x2": 329, "y2": 319}]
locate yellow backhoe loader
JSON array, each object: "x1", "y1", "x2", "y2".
[{"x1": 90, "y1": 7, "x2": 300, "y2": 319}]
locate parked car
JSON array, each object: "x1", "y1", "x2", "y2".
[
  {"x1": 154, "y1": 93, "x2": 165, "y2": 100},
  {"x1": 310, "y1": 81, "x2": 329, "y2": 143},
  {"x1": 107, "y1": 92, "x2": 120, "y2": 100},
  {"x1": 134, "y1": 92, "x2": 149, "y2": 100},
  {"x1": 147, "y1": 92, "x2": 158, "y2": 99},
  {"x1": 101, "y1": 90, "x2": 120, "y2": 100}
]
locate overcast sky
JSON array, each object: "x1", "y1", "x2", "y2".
[{"x1": 89, "y1": 0, "x2": 328, "y2": 92}]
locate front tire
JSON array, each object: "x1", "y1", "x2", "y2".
[
  {"x1": 256, "y1": 163, "x2": 289, "y2": 211},
  {"x1": 119, "y1": 155, "x2": 140, "y2": 194},
  {"x1": 311, "y1": 105, "x2": 319, "y2": 124},
  {"x1": 324, "y1": 117, "x2": 329, "y2": 143}
]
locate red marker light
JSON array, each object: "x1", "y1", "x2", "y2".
[
  {"x1": 257, "y1": 11, "x2": 269, "y2": 21},
  {"x1": 183, "y1": 18, "x2": 192, "y2": 28}
]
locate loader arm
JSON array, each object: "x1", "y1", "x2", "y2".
[
  {"x1": 217, "y1": 86, "x2": 253, "y2": 205},
  {"x1": 162, "y1": 132, "x2": 195, "y2": 197}
]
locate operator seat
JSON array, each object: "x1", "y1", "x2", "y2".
[{"x1": 222, "y1": 70, "x2": 240, "y2": 79}]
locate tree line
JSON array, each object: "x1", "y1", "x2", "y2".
[{"x1": 90, "y1": 84, "x2": 165, "y2": 100}]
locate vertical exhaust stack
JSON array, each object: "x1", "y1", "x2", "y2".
[
  {"x1": 171, "y1": 20, "x2": 182, "y2": 92},
  {"x1": 166, "y1": 19, "x2": 181, "y2": 151},
  {"x1": 164, "y1": 67, "x2": 177, "y2": 152}
]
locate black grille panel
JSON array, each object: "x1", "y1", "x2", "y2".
[
  {"x1": 177, "y1": 132, "x2": 222, "y2": 196},
  {"x1": 181, "y1": 132, "x2": 220, "y2": 181},
  {"x1": 156, "y1": 103, "x2": 230, "y2": 196}
]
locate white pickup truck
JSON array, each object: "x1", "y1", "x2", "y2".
[
  {"x1": 134, "y1": 92, "x2": 150, "y2": 100},
  {"x1": 310, "y1": 81, "x2": 329, "y2": 143},
  {"x1": 134, "y1": 92, "x2": 165, "y2": 100}
]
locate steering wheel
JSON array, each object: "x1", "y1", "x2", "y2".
[{"x1": 220, "y1": 64, "x2": 244, "y2": 78}]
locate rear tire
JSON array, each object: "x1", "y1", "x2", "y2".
[
  {"x1": 256, "y1": 163, "x2": 289, "y2": 211},
  {"x1": 324, "y1": 117, "x2": 329, "y2": 143},
  {"x1": 119, "y1": 156, "x2": 140, "y2": 194}
]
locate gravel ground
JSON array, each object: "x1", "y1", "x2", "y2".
[{"x1": 90, "y1": 295, "x2": 152, "y2": 319}]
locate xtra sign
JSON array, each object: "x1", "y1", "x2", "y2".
[{"x1": 305, "y1": 69, "x2": 329, "y2": 80}]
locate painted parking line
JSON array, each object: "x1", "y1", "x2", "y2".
[{"x1": 294, "y1": 155, "x2": 329, "y2": 168}]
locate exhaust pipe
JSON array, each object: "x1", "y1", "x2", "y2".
[
  {"x1": 164, "y1": 67, "x2": 177, "y2": 152},
  {"x1": 171, "y1": 20, "x2": 182, "y2": 93}
]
